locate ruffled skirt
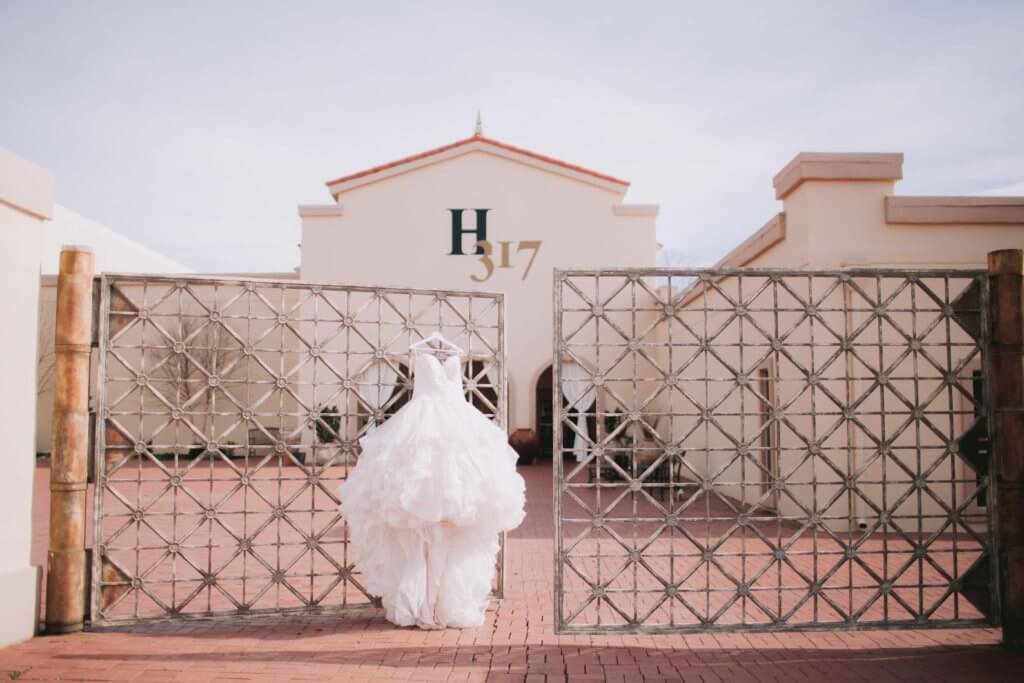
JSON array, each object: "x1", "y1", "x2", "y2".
[{"x1": 337, "y1": 395, "x2": 526, "y2": 628}]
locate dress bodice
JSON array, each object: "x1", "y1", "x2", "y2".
[{"x1": 412, "y1": 353, "x2": 464, "y2": 401}]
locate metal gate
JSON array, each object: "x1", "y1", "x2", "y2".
[
  {"x1": 553, "y1": 267, "x2": 997, "y2": 633},
  {"x1": 91, "y1": 274, "x2": 506, "y2": 624}
]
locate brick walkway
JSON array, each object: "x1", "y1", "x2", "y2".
[{"x1": 3, "y1": 463, "x2": 1020, "y2": 682}]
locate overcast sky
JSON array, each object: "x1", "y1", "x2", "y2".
[{"x1": 2, "y1": 1, "x2": 1022, "y2": 272}]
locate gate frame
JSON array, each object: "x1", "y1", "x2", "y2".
[
  {"x1": 552, "y1": 265, "x2": 1000, "y2": 635},
  {"x1": 88, "y1": 273, "x2": 508, "y2": 626}
]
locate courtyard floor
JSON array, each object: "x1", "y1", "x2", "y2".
[{"x1": 1, "y1": 462, "x2": 1020, "y2": 682}]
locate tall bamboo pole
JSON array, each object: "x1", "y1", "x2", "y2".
[
  {"x1": 45, "y1": 246, "x2": 94, "y2": 634},
  {"x1": 988, "y1": 249, "x2": 1024, "y2": 648}
]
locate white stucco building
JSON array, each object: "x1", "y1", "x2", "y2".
[
  {"x1": 298, "y1": 130, "x2": 660, "y2": 443},
  {"x1": 6, "y1": 131, "x2": 1024, "y2": 639}
]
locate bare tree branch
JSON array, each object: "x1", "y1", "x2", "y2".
[
  {"x1": 37, "y1": 308, "x2": 56, "y2": 397},
  {"x1": 152, "y1": 318, "x2": 245, "y2": 439}
]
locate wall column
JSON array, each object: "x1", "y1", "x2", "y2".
[
  {"x1": 0, "y1": 147, "x2": 54, "y2": 646},
  {"x1": 45, "y1": 246, "x2": 94, "y2": 634},
  {"x1": 988, "y1": 249, "x2": 1024, "y2": 648}
]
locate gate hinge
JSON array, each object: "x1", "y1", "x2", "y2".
[
  {"x1": 83, "y1": 547, "x2": 93, "y2": 624},
  {"x1": 959, "y1": 554, "x2": 995, "y2": 622},
  {"x1": 954, "y1": 415, "x2": 989, "y2": 476},
  {"x1": 86, "y1": 411, "x2": 96, "y2": 484},
  {"x1": 91, "y1": 277, "x2": 101, "y2": 348},
  {"x1": 950, "y1": 276, "x2": 982, "y2": 342}
]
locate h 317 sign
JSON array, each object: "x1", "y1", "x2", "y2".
[{"x1": 448, "y1": 209, "x2": 542, "y2": 282}]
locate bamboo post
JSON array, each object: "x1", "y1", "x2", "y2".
[
  {"x1": 45, "y1": 246, "x2": 94, "y2": 634},
  {"x1": 988, "y1": 249, "x2": 1024, "y2": 648}
]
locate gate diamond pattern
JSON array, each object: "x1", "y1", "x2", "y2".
[
  {"x1": 553, "y1": 268, "x2": 996, "y2": 633},
  {"x1": 92, "y1": 275, "x2": 506, "y2": 624}
]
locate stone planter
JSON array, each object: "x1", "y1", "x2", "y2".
[{"x1": 508, "y1": 428, "x2": 539, "y2": 465}]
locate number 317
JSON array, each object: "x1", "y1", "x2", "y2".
[{"x1": 471, "y1": 240, "x2": 542, "y2": 282}]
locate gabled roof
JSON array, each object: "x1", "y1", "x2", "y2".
[{"x1": 325, "y1": 134, "x2": 630, "y2": 196}]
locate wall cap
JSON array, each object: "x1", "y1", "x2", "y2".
[
  {"x1": 298, "y1": 205, "x2": 345, "y2": 218},
  {"x1": 773, "y1": 152, "x2": 903, "y2": 199},
  {"x1": 886, "y1": 196, "x2": 1024, "y2": 225},
  {"x1": 193, "y1": 271, "x2": 300, "y2": 279}
]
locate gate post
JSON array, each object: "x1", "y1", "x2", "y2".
[
  {"x1": 988, "y1": 248, "x2": 1024, "y2": 648},
  {"x1": 45, "y1": 246, "x2": 94, "y2": 634}
]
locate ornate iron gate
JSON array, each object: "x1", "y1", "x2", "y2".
[
  {"x1": 553, "y1": 268, "x2": 997, "y2": 633},
  {"x1": 91, "y1": 275, "x2": 506, "y2": 624}
]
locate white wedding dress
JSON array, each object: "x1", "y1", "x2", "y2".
[{"x1": 337, "y1": 350, "x2": 526, "y2": 629}]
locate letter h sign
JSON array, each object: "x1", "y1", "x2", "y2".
[{"x1": 448, "y1": 209, "x2": 489, "y2": 256}]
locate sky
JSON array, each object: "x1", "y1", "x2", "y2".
[{"x1": 2, "y1": 1, "x2": 1022, "y2": 272}]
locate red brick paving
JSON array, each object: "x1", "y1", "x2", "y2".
[{"x1": 6, "y1": 462, "x2": 1021, "y2": 681}]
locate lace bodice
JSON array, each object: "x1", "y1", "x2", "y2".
[{"x1": 412, "y1": 353, "x2": 464, "y2": 401}]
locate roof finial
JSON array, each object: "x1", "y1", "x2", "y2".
[{"x1": 474, "y1": 110, "x2": 483, "y2": 137}]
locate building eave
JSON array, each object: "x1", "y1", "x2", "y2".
[{"x1": 325, "y1": 134, "x2": 631, "y2": 197}]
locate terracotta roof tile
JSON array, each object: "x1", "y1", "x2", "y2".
[{"x1": 325, "y1": 134, "x2": 629, "y2": 189}]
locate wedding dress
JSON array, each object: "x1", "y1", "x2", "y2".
[{"x1": 337, "y1": 344, "x2": 526, "y2": 629}]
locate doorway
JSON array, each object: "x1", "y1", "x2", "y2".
[{"x1": 535, "y1": 365, "x2": 597, "y2": 461}]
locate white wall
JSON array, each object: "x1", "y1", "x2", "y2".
[
  {"x1": 35, "y1": 207, "x2": 192, "y2": 453},
  {"x1": 40, "y1": 205, "x2": 190, "y2": 275},
  {"x1": 0, "y1": 146, "x2": 52, "y2": 646},
  {"x1": 301, "y1": 146, "x2": 658, "y2": 431}
]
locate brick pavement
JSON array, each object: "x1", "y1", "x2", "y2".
[{"x1": 3, "y1": 461, "x2": 1020, "y2": 682}]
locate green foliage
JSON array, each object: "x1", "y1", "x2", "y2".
[{"x1": 314, "y1": 404, "x2": 341, "y2": 444}]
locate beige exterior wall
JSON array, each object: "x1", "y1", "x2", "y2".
[
  {"x1": 761, "y1": 152, "x2": 1024, "y2": 269},
  {"x1": 301, "y1": 138, "x2": 658, "y2": 431},
  {"x1": 649, "y1": 152, "x2": 1024, "y2": 532},
  {"x1": 0, "y1": 147, "x2": 52, "y2": 646}
]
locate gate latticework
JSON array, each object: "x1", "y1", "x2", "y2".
[
  {"x1": 92, "y1": 275, "x2": 506, "y2": 624},
  {"x1": 553, "y1": 268, "x2": 997, "y2": 633}
]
